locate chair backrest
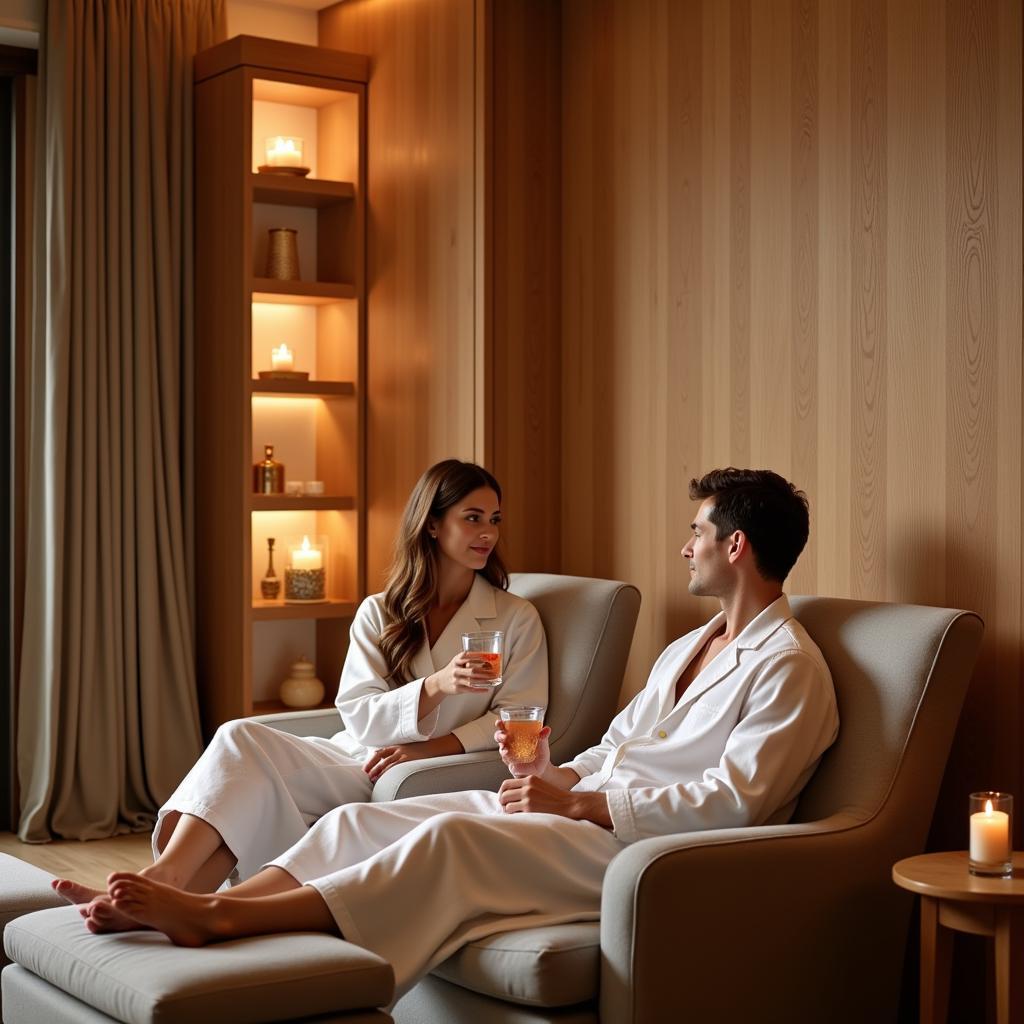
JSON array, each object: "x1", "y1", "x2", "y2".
[
  {"x1": 508, "y1": 573, "x2": 641, "y2": 764},
  {"x1": 788, "y1": 596, "x2": 983, "y2": 840}
]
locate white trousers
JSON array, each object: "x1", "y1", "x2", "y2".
[
  {"x1": 155, "y1": 720, "x2": 371, "y2": 880},
  {"x1": 272, "y1": 791, "x2": 625, "y2": 1000}
]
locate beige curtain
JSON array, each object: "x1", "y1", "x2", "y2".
[{"x1": 17, "y1": 0, "x2": 226, "y2": 841}]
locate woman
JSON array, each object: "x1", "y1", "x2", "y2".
[{"x1": 56, "y1": 460, "x2": 548, "y2": 931}]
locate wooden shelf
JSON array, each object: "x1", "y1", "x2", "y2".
[
  {"x1": 195, "y1": 36, "x2": 369, "y2": 87},
  {"x1": 251, "y1": 379, "x2": 356, "y2": 398},
  {"x1": 251, "y1": 494, "x2": 356, "y2": 512},
  {"x1": 252, "y1": 599, "x2": 358, "y2": 621},
  {"x1": 252, "y1": 174, "x2": 355, "y2": 208},
  {"x1": 252, "y1": 279, "x2": 357, "y2": 304}
]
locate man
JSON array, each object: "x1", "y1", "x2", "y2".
[{"x1": 102, "y1": 468, "x2": 839, "y2": 1001}]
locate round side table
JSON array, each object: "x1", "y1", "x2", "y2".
[{"x1": 893, "y1": 851, "x2": 1024, "y2": 1024}]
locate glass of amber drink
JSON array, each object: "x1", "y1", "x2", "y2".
[
  {"x1": 500, "y1": 705, "x2": 546, "y2": 776},
  {"x1": 462, "y1": 630, "x2": 504, "y2": 688}
]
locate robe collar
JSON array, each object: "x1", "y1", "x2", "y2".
[
  {"x1": 661, "y1": 594, "x2": 794, "y2": 715},
  {"x1": 409, "y1": 574, "x2": 500, "y2": 679}
]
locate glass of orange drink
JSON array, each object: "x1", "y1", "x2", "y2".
[
  {"x1": 499, "y1": 705, "x2": 546, "y2": 776},
  {"x1": 461, "y1": 630, "x2": 504, "y2": 688}
]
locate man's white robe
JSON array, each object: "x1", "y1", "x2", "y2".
[{"x1": 271, "y1": 595, "x2": 840, "y2": 999}]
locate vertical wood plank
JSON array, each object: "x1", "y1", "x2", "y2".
[
  {"x1": 790, "y1": 0, "x2": 818, "y2": 593},
  {"x1": 489, "y1": 0, "x2": 561, "y2": 572},
  {"x1": 663, "y1": 0, "x2": 707, "y2": 649},
  {"x1": 885, "y1": 0, "x2": 946, "y2": 606},
  {"x1": 816, "y1": 0, "x2": 853, "y2": 601},
  {"x1": 729, "y1": 0, "x2": 752, "y2": 469},
  {"x1": 701, "y1": 0, "x2": 732, "y2": 473},
  {"x1": 560, "y1": 0, "x2": 611, "y2": 580},
  {"x1": 850, "y1": 0, "x2": 887, "y2": 599},
  {"x1": 750, "y1": 0, "x2": 793, "y2": 476}
]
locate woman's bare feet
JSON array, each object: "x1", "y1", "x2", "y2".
[
  {"x1": 108, "y1": 873, "x2": 223, "y2": 947},
  {"x1": 52, "y1": 878, "x2": 144, "y2": 933},
  {"x1": 51, "y1": 878, "x2": 102, "y2": 905}
]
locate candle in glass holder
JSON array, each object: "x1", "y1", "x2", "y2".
[
  {"x1": 271, "y1": 344, "x2": 294, "y2": 372},
  {"x1": 969, "y1": 792, "x2": 1013, "y2": 877},
  {"x1": 285, "y1": 535, "x2": 326, "y2": 602},
  {"x1": 265, "y1": 136, "x2": 305, "y2": 168}
]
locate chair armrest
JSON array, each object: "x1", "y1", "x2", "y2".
[
  {"x1": 249, "y1": 708, "x2": 341, "y2": 739},
  {"x1": 249, "y1": 711, "x2": 508, "y2": 800},
  {"x1": 370, "y1": 752, "x2": 509, "y2": 802},
  {"x1": 598, "y1": 813, "x2": 907, "y2": 1023}
]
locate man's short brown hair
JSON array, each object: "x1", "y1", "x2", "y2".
[{"x1": 688, "y1": 468, "x2": 810, "y2": 583}]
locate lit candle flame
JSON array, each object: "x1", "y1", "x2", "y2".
[
  {"x1": 986, "y1": 799, "x2": 994, "y2": 815},
  {"x1": 301, "y1": 535, "x2": 312, "y2": 552}
]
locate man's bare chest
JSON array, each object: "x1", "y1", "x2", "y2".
[{"x1": 674, "y1": 631, "x2": 728, "y2": 705}]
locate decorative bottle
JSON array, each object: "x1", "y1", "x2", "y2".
[{"x1": 261, "y1": 538, "x2": 281, "y2": 600}]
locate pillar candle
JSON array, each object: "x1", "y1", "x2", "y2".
[{"x1": 970, "y1": 800, "x2": 1011, "y2": 863}]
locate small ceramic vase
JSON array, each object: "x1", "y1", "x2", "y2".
[{"x1": 279, "y1": 656, "x2": 325, "y2": 709}]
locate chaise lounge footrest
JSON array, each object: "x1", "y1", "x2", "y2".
[{"x1": 3, "y1": 904, "x2": 394, "y2": 1023}]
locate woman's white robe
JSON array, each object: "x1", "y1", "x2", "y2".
[
  {"x1": 154, "y1": 575, "x2": 547, "y2": 879},
  {"x1": 272, "y1": 595, "x2": 839, "y2": 999}
]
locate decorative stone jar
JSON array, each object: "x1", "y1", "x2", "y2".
[{"x1": 279, "y1": 656, "x2": 325, "y2": 709}]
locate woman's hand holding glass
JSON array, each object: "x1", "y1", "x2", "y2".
[{"x1": 427, "y1": 650, "x2": 503, "y2": 697}]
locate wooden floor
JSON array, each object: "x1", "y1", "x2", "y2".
[{"x1": 0, "y1": 831, "x2": 152, "y2": 889}]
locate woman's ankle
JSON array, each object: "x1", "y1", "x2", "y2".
[{"x1": 139, "y1": 863, "x2": 185, "y2": 888}]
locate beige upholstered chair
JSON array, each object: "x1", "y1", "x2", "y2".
[
  {"x1": 392, "y1": 597, "x2": 983, "y2": 1023},
  {"x1": 0, "y1": 573, "x2": 641, "y2": 1024},
  {"x1": 254, "y1": 572, "x2": 643, "y2": 801}
]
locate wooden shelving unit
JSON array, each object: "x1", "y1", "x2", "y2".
[{"x1": 194, "y1": 36, "x2": 368, "y2": 736}]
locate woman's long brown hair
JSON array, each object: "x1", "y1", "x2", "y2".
[{"x1": 379, "y1": 460, "x2": 509, "y2": 683}]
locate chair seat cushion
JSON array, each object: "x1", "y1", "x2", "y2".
[
  {"x1": 3, "y1": 906, "x2": 394, "y2": 1024},
  {"x1": 432, "y1": 923, "x2": 599, "y2": 1007}
]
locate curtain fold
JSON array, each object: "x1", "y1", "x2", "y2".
[{"x1": 17, "y1": 0, "x2": 226, "y2": 841}]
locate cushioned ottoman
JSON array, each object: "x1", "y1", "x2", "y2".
[
  {"x1": 0, "y1": 853, "x2": 64, "y2": 970},
  {"x1": 0, "y1": 853, "x2": 65, "y2": 1022},
  {"x1": 2, "y1": 904, "x2": 395, "y2": 1023}
]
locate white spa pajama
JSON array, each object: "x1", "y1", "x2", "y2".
[
  {"x1": 264, "y1": 596, "x2": 840, "y2": 999},
  {"x1": 154, "y1": 575, "x2": 547, "y2": 879}
]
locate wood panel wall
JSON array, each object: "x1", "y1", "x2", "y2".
[
  {"x1": 319, "y1": 0, "x2": 479, "y2": 589},
  {"x1": 561, "y1": 0, "x2": 1023, "y2": 850}
]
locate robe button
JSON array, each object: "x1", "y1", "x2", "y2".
[{"x1": 657, "y1": 730, "x2": 667, "y2": 739}]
